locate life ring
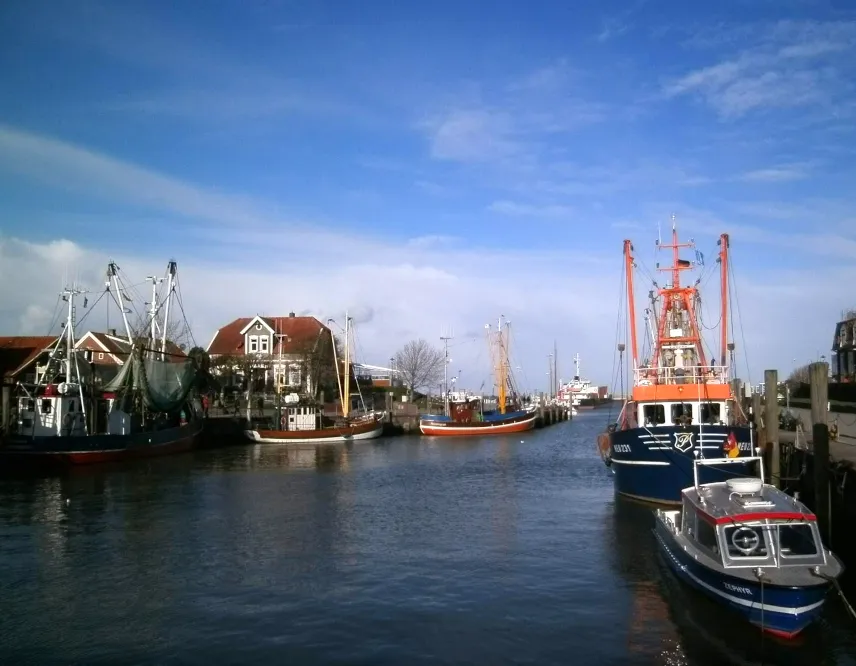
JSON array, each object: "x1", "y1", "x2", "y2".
[{"x1": 730, "y1": 526, "x2": 760, "y2": 555}]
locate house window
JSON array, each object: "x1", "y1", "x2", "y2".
[
  {"x1": 98, "y1": 352, "x2": 104, "y2": 360},
  {"x1": 642, "y1": 404, "x2": 665, "y2": 425},
  {"x1": 288, "y1": 364, "x2": 301, "y2": 387},
  {"x1": 248, "y1": 335, "x2": 258, "y2": 353},
  {"x1": 259, "y1": 336, "x2": 269, "y2": 353},
  {"x1": 255, "y1": 323, "x2": 262, "y2": 330}
]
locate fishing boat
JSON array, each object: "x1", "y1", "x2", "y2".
[
  {"x1": 597, "y1": 220, "x2": 754, "y2": 503},
  {"x1": 654, "y1": 454, "x2": 843, "y2": 639},
  {"x1": 244, "y1": 311, "x2": 383, "y2": 443},
  {"x1": 2, "y1": 263, "x2": 203, "y2": 464},
  {"x1": 419, "y1": 316, "x2": 536, "y2": 436}
]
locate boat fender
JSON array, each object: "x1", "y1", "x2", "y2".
[
  {"x1": 596, "y1": 432, "x2": 612, "y2": 463},
  {"x1": 281, "y1": 415, "x2": 287, "y2": 430},
  {"x1": 830, "y1": 423, "x2": 838, "y2": 441}
]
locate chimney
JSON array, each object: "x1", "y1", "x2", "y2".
[
  {"x1": 109, "y1": 328, "x2": 117, "y2": 337},
  {"x1": 289, "y1": 311, "x2": 295, "y2": 318}
]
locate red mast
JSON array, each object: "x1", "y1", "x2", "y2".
[
  {"x1": 624, "y1": 239, "x2": 638, "y2": 370},
  {"x1": 719, "y1": 233, "x2": 729, "y2": 367},
  {"x1": 649, "y1": 222, "x2": 706, "y2": 374}
]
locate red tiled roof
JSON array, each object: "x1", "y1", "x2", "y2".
[
  {"x1": 0, "y1": 336, "x2": 58, "y2": 381},
  {"x1": 78, "y1": 332, "x2": 187, "y2": 361},
  {"x1": 207, "y1": 315, "x2": 328, "y2": 356}
]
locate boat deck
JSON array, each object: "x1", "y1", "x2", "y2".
[{"x1": 684, "y1": 481, "x2": 815, "y2": 524}]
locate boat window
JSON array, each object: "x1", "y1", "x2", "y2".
[
  {"x1": 700, "y1": 403, "x2": 721, "y2": 424},
  {"x1": 778, "y1": 524, "x2": 818, "y2": 557},
  {"x1": 695, "y1": 517, "x2": 719, "y2": 554},
  {"x1": 642, "y1": 404, "x2": 665, "y2": 426},
  {"x1": 26, "y1": 399, "x2": 35, "y2": 412},
  {"x1": 671, "y1": 403, "x2": 692, "y2": 425},
  {"x1": 41, "y1": 399, "x2": 52, "y2": 414},
  {"x1": 722, "y1": 525, "x2": 769, "y2": 558}
]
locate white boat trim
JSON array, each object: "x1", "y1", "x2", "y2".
[
  {"x1": 419, "y1": 414, "x2": 536, "y2": 434},
  {"x1": 610, "y1": 459, "x2": 670, "y2": 466},
  {"x1": 656, "y1": 530, "x2": 826, "y2": 616},
  {"x1": 244, "y1": 424, "x2": 383, "y2": 444}
]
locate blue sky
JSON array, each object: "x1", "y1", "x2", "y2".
[{"x1": 1, "y1": 0, "x2": 855, "y2": 391}]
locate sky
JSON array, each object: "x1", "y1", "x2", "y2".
[{"x1": 1, "y1": 0, "x2": 855, "y2": 393}]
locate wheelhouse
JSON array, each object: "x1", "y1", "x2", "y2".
[{"x1": 679, "y1": 458, "x2": 829, "y2": 569}]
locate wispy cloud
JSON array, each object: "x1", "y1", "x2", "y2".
[
  {"x1": 424, "y1": 109, "x2": 519, "y2": 162},
  {"x1": 739, "y1": 165, "x2": 810, "y2": 182},
  {"x1": 663, "y1": 20, "x2": 856, "y2": 118},
  {"x1": 487, "y1": 200, "x2": 574, "y2": 219}
]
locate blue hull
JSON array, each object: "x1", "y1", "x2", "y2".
[
  {"x1": 610, "y1": 424, "x2": 754, "y2": 503},
  {"x1": 655, "y1": 521, "x2": 830, "y2": 637}
]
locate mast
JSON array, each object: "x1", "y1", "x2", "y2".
[
  {"x1": 623, "y1": 240, "x2": 639, "y2": 370},
  {"x1": 329, "y1": 320, "x2": 343, "y2": 413},
  {"x1": 441, "y1": 333, "x2": 452, "y2": 416},
  {"x1": 147, "y1": 274, "x2": 163, "y2": 348},
  {"x1": 719, "y1": 233, "x2": 729, "y2": 368},
  {"x1": 160, "y1": 261, "x2": 177, "y2": 359},
  {"x1": 498, "y1": 316, "x2": 507, "y2": 414},
  {"x1": 650, "y1": 219, "x2": 706, "y2": 376},
  {"x1": 342, "y1": 311, "x2": 350, "y2": 419},
  {"x1": 107, "y1": 262, "x2": 134, "y2": 343},
  {"x1": 61, "y1": 285, "x2": 89, "y2": 435}
]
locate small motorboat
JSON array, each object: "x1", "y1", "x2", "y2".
[{"x1": 654, "y1": 452, "x2": 843, "y2": 639}]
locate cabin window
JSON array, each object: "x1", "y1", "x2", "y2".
[
  {"x1": 41, "y1": 399, "x2": 52, "y2": 414},
  {"x1": 26, "y1": 399, "x2": 35, "y2": 412},
  {"x1": 700, "y1": 403, "x2": 721, "y2": 424},
  {"x1": 259, "y1": 336, "x2": 269, "y2": 353},
  {"x1": 69, "y1": 400, "x2": 76, "y2": 411},
  {"x1": 642, "y1": 404, "x2": 665, "y2": 425},
  {"x1": 722, "y1": 525, "x2": 769, "y2": 558},
  {"x1": 671, "y1": 403, "x2": 692, "y2": 425},
  {"x1": 248, "y1": 336, "x2": 258, "y2": 353},
  {"x1": 778, "y1": 524, "x2": 818, "y2": 557},
  {"x1": 695, "y1": 517, "x2": 719, "y2": 553}
]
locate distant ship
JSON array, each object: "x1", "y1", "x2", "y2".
[
  {"x1": 419, "y1": 316, "x2": 536, "y2": 436},
  {"x1": 557, "y1": 353, "x2": 610, "y2": 409}
]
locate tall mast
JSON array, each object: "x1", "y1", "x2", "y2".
[
  {"x1": 329, "y1": 319, "x2": 343, "y2": 410},
  {"x1": 107, "y1": 262, "x2": 134, "y2": 343},
  {"x1": 342, "y1": 311, "x2": 350, "y2": 419},
  {"x1": 61, "y1": 285, "x2": 89, "y2": 435},
  {"x1": 441, "y1": 333, "x2": 452, "y2": 416},
  {"x1": 623, "y1": 240, "x2": 639, "y2": 370},
  {"x1": 650, "y1": 220, "x2": 706, "y2": 372},
  {"x1": 160, "y1": 261, "x2": 177, "y2": 359},
  {"x1": 719, "y1": 234, "x2": 729, "y2": 367},
  {"x1": 147, "y1": 275, "x2": 163, "y2": 346},
  {"x1": 497, "y1": 316, "x2": 507, "y2": 414}
]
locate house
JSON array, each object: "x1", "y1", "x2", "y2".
[
  {"x1": 832, "y1": 313, "x2": 856, "y2": 382},
  {"x1": 0, "y1": 336, "x2": 57, "y2": 386},
  {"x1": 206, "y1": 313, "x2": 331, "y2": 393}
]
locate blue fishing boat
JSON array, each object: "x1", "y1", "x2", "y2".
[
  {"x1": 654, "y1": 454, "x2": 843, "y2": 639},
  {"x1": 596, "y1": 220, "x2": 754, "y2": 503}
]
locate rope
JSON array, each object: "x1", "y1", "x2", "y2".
[{"x1": 812, "y1": 570, "x2": 856, "y2": 622}]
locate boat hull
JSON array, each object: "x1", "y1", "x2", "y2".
[
  {"x1": 419, "y1": 411, "x2": 536, "y2": 436},
  {"x1": 246, "y1": 418, "x2": 383, "y2": 444},
  {"x1": 1, "y1": 418, "x2": 203, "y2": 465},
  {"x1": 608, "y1": 424, "x2": 754, "y2": 504},
  {"x1": 654, "y1": 517, "x2": 831, "y2": 638}
]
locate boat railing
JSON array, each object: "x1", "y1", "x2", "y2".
[
  {"x1": 692, "y1": 452, "x2": 765, "y2": 489},
  {"x1": 634, "y1": 364, "x2": 729, "y2": 386}
]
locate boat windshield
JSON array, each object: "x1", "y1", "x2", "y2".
[
  {"x1": 777, "y1": 523, "x2": 819, "y2": 558},
  {"x1": 723, "y1": 524, "x2": 771, "y2": 560}
]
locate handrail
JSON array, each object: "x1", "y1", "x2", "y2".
[{"x1": 635, "y1": 364, "x2": 729, "y2": 385}]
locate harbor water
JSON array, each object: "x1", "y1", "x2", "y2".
[{"x1": 1, "y1": 412, "x2": 854, "y2": 665}]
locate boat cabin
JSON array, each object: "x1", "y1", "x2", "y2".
[
  {"x1": 637, "y1": 400, "x2": 729, "y2": 428},
  {"x1": 678, "y1": 476, "x2": 829, "y2": 569},
  {"x1": 279, "y1": 405, "x2": 322, "y2": 431},
  {"x1": 17, "y1": 383, "x2": 87, "y2": 437}
]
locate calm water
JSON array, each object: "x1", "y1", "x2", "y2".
[{"x1": 1, "y1": 412, "x2": 854, "y2": 665}]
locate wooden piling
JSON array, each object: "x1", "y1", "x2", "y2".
[
  {"x1": 1, "y1": 385, "x2": 9, "y2": 434},
  {"x1": 751, "y1": 390, "x2": 762, "y2": 449},
  {"x1": 764, "y1": 369, "x2": 780, "y2": 488},
  {"x1": 809, "y1": 361, "x2": 830, "y2": 544}
]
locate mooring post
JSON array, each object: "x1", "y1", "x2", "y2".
[
  {"x1": 1, "y1": 385, "x2": 9, "y2": 434},
  {"x1": 751, "y1": 390, "x2": 763, "y2": 443},
  {"x1": 764, "y1": 369, "x2": 780, "y2": 488},
  {"x1": 809, "y1": 361, "x2": 830, "y2": 544}
]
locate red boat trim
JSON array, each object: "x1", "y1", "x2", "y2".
[{"x1": 697, "y1": 511, "x2": 816, "y2": 526}]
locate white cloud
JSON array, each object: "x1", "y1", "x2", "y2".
[
  {"x1": 663, "y1": 20, "x2": 856, "y2": 118},
  {"x1": 0, "y1": 125, "x2": 851, "y2": 390},
  {"x1": 424, "y1": 109, "x2": 518, "y2": 162},
  {"x1": 739, "y1": 166, "x2": 809, "y2": 182},
  {"x1": 488, "y1": 201, "x2": 575, "y2": 219}
]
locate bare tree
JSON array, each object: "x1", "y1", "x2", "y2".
[
  {"x1": 787, "y1": 363, "x2": 811, "y2": 386},
  {"x1": 394, "y1": 339, "x2": 444, "y2": 400}
]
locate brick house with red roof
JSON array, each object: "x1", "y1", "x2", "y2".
[{"x1": 206, "y1": 313, "x2": 332, "y2": 393}]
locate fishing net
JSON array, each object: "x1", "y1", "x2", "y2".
[{"x1": 103, "y1": 349, "x2": 198, "y2": 413}]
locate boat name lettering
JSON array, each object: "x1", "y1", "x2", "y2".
[
  {"x1": 737, "y1": 442, "x2": 752, "y2": 451},
  {"x1": 722, "y1": 582, "x2": 752, "y2": 595},
  {"x1": 613, "y1": 444, "x2": 632, "y2": 453}
]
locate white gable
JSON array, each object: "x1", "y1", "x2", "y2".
[{"x1": 239, "y1": 316, "x2": 275, "y2": 335}]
